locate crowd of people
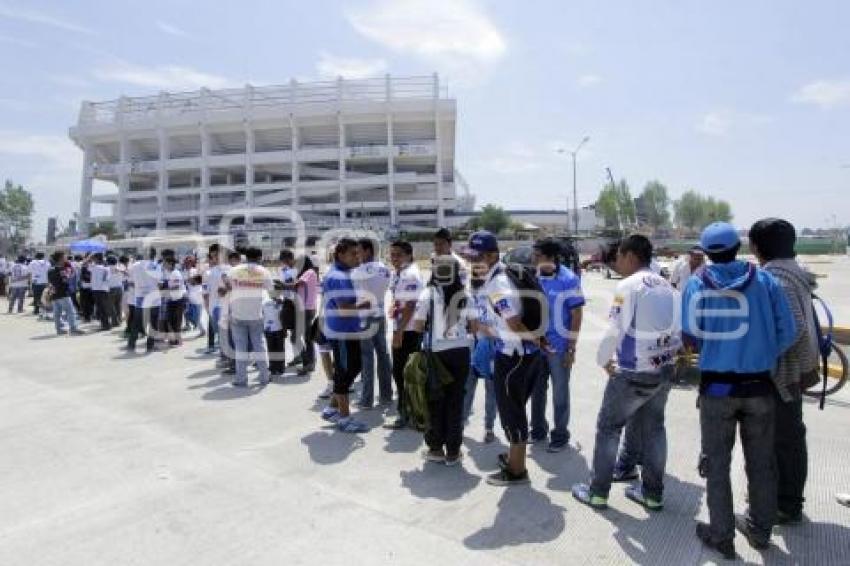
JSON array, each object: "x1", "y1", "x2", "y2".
[{"x1": 1, "y1": 217, "x2": 847, "y2": 561}]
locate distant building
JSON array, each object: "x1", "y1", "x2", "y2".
[{"x1": 69, "y1": 74, "x2": 472, "y2": 237}]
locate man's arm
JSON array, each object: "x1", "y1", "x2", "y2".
[{"x1": 596, "y1": 285, "x2": 632, "y2": 370}]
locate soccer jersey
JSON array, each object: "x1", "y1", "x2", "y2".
[{"x1": 390, "y1": 263, "x2": 423, "y2": 332}]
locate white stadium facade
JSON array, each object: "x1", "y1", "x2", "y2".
[{"x1": 69, "y1": 74, "x2": 474, "y2": 238}]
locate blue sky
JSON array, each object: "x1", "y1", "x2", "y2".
[{"x1": 1, "y1": 0, "x2": 848, "y2": 240}]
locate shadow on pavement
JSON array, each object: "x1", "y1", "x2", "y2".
[
  {"x1": 201, "y1": 383, "x2": 264, "y2": 401},
  {"x1": 29, "y1": 334, "x2": 60, "y2": 341},
  {"x1": 301, "y1": 430, "x2": 366, "y2": 465},
  {"x1": 463, "y1": 486, "x2": 566, "y2": 549},
  {"x1": 778, "y1": 519, "x2": 850, "y2": 564},
  {"x1": 186, "y1": 367, "x2": 222, "y2": 380},
  {"x1": 384, "y1": 429, "x2": 423, "y2": 453},
  {"x1": 464, "y1": 436, "x2": 507, "y2": 472},
  {"x1": 400, "y1": 463, "x2": 481, "y2": 500},
  {"x1": 599, "y1": 475, "x2": 707, "y2": 565}
]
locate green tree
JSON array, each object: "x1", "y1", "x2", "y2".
[
  {"x1": 0, "y1": 180, "x2": 35, "y2": 254},
  {"x1": 89, "y1": 221, "x2": 117, "y2": 239},
  {"x1": 595, "y1": 179, "x2": 635, "y2": 229},
  {"x1": 638, "y1": 181, "x2": 671, "y2": 231},
  {"x1": 673, "y1": 190, "x2": 733, "y2": 233},
  {"x1": 475, "y1": 204, "x2": 511, "y2": 234}
]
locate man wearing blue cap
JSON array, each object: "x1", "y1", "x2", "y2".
[
  {"x1": 683, "y1": 222, "x2": 796, "y2": 558},
  {"x1": 464, "y1": 230, "x2": 544, "y2": 486}
]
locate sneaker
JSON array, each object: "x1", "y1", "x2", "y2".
[
  {"x1": 571, "y1": 483, "x2": 608, "y2": 510},
  {"x1": 422, "y1": 449, "x2": 446, "y2": 463},
  {"x1": 337, "y1": 417, "x2": 369, "y2": 433},
  {"x1": 204, "y1": 347, "x2": 217, "y2": 355},
  {"x1": 696, "y1": 522, "x2": 736, "y2": 560},
  {"x1": 445, "y1": 452, "x2": 463, "y2": 467},
  {"x1": 497, "y1": 452, "x2": 509, "y2": 471},
  {"x1": 612, "y1": 467, "x2": 640, "y2": 482},
  {"x1": 547, "y1": 439, "x2": 569, "y2": 453},
  {"x1": 484, "y1": 430, "x2": 496, "y2": 444},
  {"x1": 837, "y1": 493, "x2": 850, "y2": 508},
  {"x1": 318, "y1": 383, "x2": 334, "y2": 399},
  {"x1": 321, "y1": 406, "x2": 341, "y2": 423},
  {"x1": 486, "y1": 468, "x2": 530, "y2": 487},
  {"x1": 222, "y1": 366, "x2": 236, "y2": 375},
  {"x1": 287, "y1": 356, "x2": 303, "y2": 368},
  {"x1": 231, "y1": 381, "x2": 248, "y2": 388},
  {"x1": 734, "y1": 514, "x2": 770, "y2": 550},
  {"x1": 776, "y1": 509, "x2": 803, "y2": 525},
  {"x1": 383, "y1": 417, "x2": 407, "y2": 430},
  {"x1": 625, "y1": 485, "x2": 663, "y2": 511}
]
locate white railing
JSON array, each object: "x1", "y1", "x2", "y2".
[{"x1": 78, "y1": 75, "x2": 448, "y2": 126}]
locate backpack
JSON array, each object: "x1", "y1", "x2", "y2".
[
  {"x1": 497, "y1": 263, "x2": 547, "y2": 337},
  {"x1": 402, "y1": 286, "x2": 453, "y2": 431}
]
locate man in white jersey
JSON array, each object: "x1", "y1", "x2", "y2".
[
  {"x1": 127, "y1": 249, "x2": 162, "y2": 351},
  {"x1": 352, "y1": 237, "x2": 392, "y2": 409},
  {"x1": 7, "y1": 256, "x2": 29, "y2": 313},
  {"x1": 573, "y1": 235, "x2": 681, "y2": 512},
  {"x1": 202, "y1": 243, "x2": 229, "y2": 354},
  {"x1": 29, "y1": 252, "x2": 50, "y2": 317}
]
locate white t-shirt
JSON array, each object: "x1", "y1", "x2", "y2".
[
  {"x1": 29, "y1": 259, "x2": 50, "y2": 285},
  {"x1": 391, "y1": 263, "x2": 423, "y2": 332},
  {"x1": 131, "y1": 259, "x2": 162, "y2": 308},
  {"x1": 162, "y1": 269, "x2": 185, "y2": 302},
  {"x1": 227, "y1": 262, "x2": 274, "y2": 321},
  {"x1": 203, "y1": 264, "x2": 230, "y2": 311},
  {"x1": 597, "y1": 269, "x2": 682, "y2": 374},
  {"x1": 352, "y1": 259, "x2": 392, "y2": 317},
  {"x1": 414, "y1": 286, "x2": 473, "y2": 352},
  {"x1": 475, "y1": 262, "x2": 526, "y2": 356},
  {"x1": 279, "y1": 266, "x2": 297, "y2": 301},
  {"x1": 90, "y1": 264, "x2": 110, "y2": 292},
  {"x1": 108, "y1": 265, "x2": 126, "y2": 289},
  {"x1": 262, "y1": 298, "x2": 283, "y2": 332},
  {"x1": 9, "y1": 262, "x2": 29, "y2": 288}
]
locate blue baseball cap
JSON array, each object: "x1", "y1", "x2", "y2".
[
  {"x1": 463, "y1": 230, "x2": 499, "y2": 257},
  {"x1": 700, "y1": 222, "x2": 740, "y2": 253}
]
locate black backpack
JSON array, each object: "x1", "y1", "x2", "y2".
[{"x1": 497, "y1": 263, "x2": 547, "y2": 337}]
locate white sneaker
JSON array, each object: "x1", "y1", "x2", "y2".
[{"x1": 318, "y1": 383, "x2": 333, "y2": 399}]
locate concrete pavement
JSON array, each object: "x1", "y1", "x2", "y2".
[{"x1": 1, "y1": 262, "x2": 850, "y2": 565}]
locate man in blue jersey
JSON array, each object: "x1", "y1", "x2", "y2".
[
  {"x1": 685, "y1": 222, "x2": 796, "y2": 559},
  {"x1": 320, "y1": 238, "x2": 370, "y2": 433},
  {"x1": 530, "y1": 238, "x2": 585, "y2": 453}
]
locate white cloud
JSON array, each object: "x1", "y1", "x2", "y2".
[
  {"x1": 347, "y1": 0, "x2": 506, "y2": 78},
  {"x1": 156, "y1": 20, "x2": 191, "y2": 38},
  {"x1": 577, "y1": 74, "x2": 601, "y2": 88},
  {"x1": 93, "y1": 63, "x2": 234, "y2": 91},
  {"x1": 0, "y1": 131, "x2": 83, "y2": 240},
  {"x1": 316, "y1": 52, "x2": 387, "y2": 79},
  {"x1": 0, "y1": 33, "x2": 37, "y2": 48},
  {"x1": 696, "y1": 110, "x2": 773, "y2": 136},
  {"x1": 0, "y1": 3, "x2": 93, "y2": 34},
  {"x1": 697, "y1": 111, "x2": 732, "y2": 136},
  {"x1": 792, "y1": 79, "x2": 850, "y2": 109}
]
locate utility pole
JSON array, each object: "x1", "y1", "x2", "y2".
[{"x1": 557, "y1": 136, "x2": 589, "y2": 235}]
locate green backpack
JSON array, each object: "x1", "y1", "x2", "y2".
[{"x1": 402, "y1": 286, "x2": 454, "y2": 431}]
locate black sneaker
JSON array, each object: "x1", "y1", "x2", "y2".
[
  {"x1": 734, "y1": 514, "x2": 770, "y2": 550},
  {"x1": 486, "y1": 468, "x2": 530, "y2": 486},
  {"x1": 776, "y1": 509, "x2": 803, "y2": 525},
  {"x1": 612, "y1": 467, "x2": 640, "y2": 482},
  {"x1": 696, "y1": 522, "x2": 736, "y2": 560},
  {"x1": 497, "y1": 452, "x2": 509, "y2": 470}
]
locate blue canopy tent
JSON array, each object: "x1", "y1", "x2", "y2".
[{"x1": 69, "y1": 239, "x2": 108, "y2": 254}]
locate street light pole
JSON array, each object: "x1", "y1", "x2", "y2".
[{"x1": 558, "y1": 136, "x2": 590, "y2": 235}]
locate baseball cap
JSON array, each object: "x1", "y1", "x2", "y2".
[
  {"x1": 463, "y1": 230, "x2": 499, "y2": 257},
  {"x1": 700, "y1": 222, "x2": 740, "y2": 253}
]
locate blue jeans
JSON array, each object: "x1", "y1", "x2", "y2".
[
  {"x1": 7, "y1": 287, "x2": 25, "y2": 312},
  {"x1": 589, "y1": 367, "x2": 673, "y2": 500},
  {"x1": 52, "y1": 297, "x2": 78, "y2": 333},
  {"x1": 359, "y1": 316, "x2": 393, "y2": 405},
  {"x1": 230, "y1": 319, "x2": 270, "y2": 385},
  {"x1": 464, "y1": 370, "x2": 497, "y2": 431},
  {"x1": 530, "y1": 351, "x2": 572, "y2": 443}
]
